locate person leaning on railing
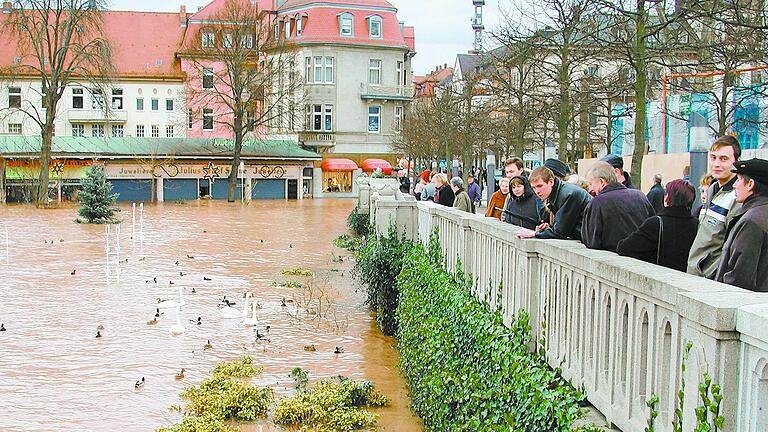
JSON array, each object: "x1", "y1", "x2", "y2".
[
  {"x1": 616, "y1": 179, "x2": 698, "y2": 272},
  {"x1": 715, "y1": 158, "x2": 768, "y2": 292},
  {"x1": 515, "y1": 167, "x2": 592, "y2": 240}
]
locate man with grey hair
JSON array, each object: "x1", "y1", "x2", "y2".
[
  {"x1": 647, "y1": 174, "x2": 665, "y2": 214},
  {"x1": 581, "y1": 161, "x2": 655, "y2": 251},
  {"x1": 450, "y1": 176, "x2": 471, "y2": 212}
]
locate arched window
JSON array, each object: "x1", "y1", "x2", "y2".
[
  {"x1": 367, "y1": 15, "x2": 382, "y2": 38},
  {"x1": 338, "y1": 12, "x2": 353, "y2": 37}
]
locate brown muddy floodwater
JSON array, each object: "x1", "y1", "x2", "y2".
[{"x1": 0, "y1": 199, "x2": 423, "y2": 432}]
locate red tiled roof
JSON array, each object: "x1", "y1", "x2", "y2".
[
  {"x1": 277, "y1": 5, "x2": 409, "y2": 50},
  {"x1": 402, "y1": 25, "x2": 415, "y2": 52},
  {"x1": 189, "y1": 0, "x2": 275, "y2": 21},
  {"x1": 0, "y1": 11, "x2": 185, "y2": 78},
  {"x1": 280, "y1": 0, "x2": 395, "y2": 9}
]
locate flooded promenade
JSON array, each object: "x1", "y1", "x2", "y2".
[{"x1": 0, "y1": 199, "x2": 421, "y2": 431}]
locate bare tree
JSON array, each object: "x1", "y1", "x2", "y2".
[
  {"x1": 182, "y1": 0, "x2": 302, "y2": 202},
  {"x1": 0, "y1": 0, "x2": 112, "y2": 206}
]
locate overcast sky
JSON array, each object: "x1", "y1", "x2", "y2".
[{"x1": 109, "y1": 0, "x2": 505, "y2": 76}]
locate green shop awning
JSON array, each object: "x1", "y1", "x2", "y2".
[{"x1": 0, "y1": 136, "x2": 321, "y2": 160}]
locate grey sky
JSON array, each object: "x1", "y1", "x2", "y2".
[{"x1": 109, "y1": 0, "x2": 504, "y2": 76}]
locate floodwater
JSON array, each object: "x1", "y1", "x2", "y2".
[{"x1": 0, "y1": 199, "x2": 423, "y2": 432}]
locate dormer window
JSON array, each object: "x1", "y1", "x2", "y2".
[
  {"x1": 202, "y1": 31, "x2": 215, "y2": 48},
  {"x1": 285, "y1": 20, "x2": 291, "y2": 38},
  {"x1": 296, "y1": 16, "x2": 303, "y2": 36},
  {"x1": 339, "y1": 13, "x2": 353, "y2": 37},
  {"x1": 368, "y1": 15, "x2": 382, "y2": 38}
]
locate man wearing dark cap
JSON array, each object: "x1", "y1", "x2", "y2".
[
  {"x1": 600, "y1": 154, "x2": 636, "y2": 189},
  {"x1": 715, "y1": 159, "x2": 768, "y2": 292},
  {"x1": 543, "y1": 158, "x2": 571, "y2": 180}
]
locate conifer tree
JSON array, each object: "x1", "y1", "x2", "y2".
[{"x1": 77, "y1": 165, "x2": 118, "y2": 224}]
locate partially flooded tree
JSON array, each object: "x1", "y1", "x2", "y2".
[
  {"x1": 0, "y1": 0, "x2": 112, "y2": 206},
  {"x1": 183, "y1": 0, "x2": 302, "y2": 202}
]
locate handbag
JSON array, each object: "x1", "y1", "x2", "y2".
[{"x1": 656, "y1": 216, "x2": 663, "y2": 265}]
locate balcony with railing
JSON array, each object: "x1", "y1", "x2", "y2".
[
  {"x1": 298, "y1": 131, "x2": 335, "y2": 148},
  {"x1": 67, "y1": 109, "x2": 127, "y2": 123},
  {"x1": 359, "y1": 84, "x2": 414, "y2": 101}
]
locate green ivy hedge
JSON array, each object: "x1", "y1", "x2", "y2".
[
  {"x1": 353, "y1": 224, "x2": 413, "y2": 336},
  {"x1": 395, "y1": 235, "x2": 585, "y2": 431},
  {"x1": 346, "y1": 206, "x2": 371, "y2": 237}
]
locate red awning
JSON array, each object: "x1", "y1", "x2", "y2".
[
  {"x1": 321, "y1": 158, "x2": 358, "y2": 172},
  {"x1": 361, "y1": 158, "x2": 393, "y2": 175}
]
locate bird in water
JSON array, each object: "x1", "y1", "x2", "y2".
[
  {"x1": 203, "y1": 340, "x2": 213, "y2": 351},
  {"x1": 289, "y1": 243, "x2": 294, "y2": 249},
  {"x1": 70, "y1": 269, "x2": 76, "y2": 275},
  {"x1": 179, "y1": 271, "x2": 186, "y2": 276},
  {"x1": 334, "y1": 347, "x2": 344, "y2": 354},
  {"x1": 147, "y1": 318, "x2": 158, "y2": 325},
  {"x1": 175, "y1": 369, "x2": 185, "y2": 380},
  {"x1": 169, "y1": 281, "x2": 175, "y2": 285},
  {"x1": 281, "y1": 298, "x2": 287, "y2": 307},
  {"x1": 203, "y1": 276, "x2": 212, "y2": 281},
  {"x1": 175, "y1": 260, "x2": 179, "y2": 265},
  {"x1": 134, "y1": 377, "x2": 145, "y2": 389},
  {"x1": 95, "y1": 331, "x2": 102, "y2": 338},
  {"x1": 97, "y1": 325, "x2": 105, "y2": 330},
  {"x1": 154, "y1": 308, "x2": 163, "y2": 318},
  {"x1": 303, "y1": 344, "x2": 316, "y2": 352},
  {"x1": 260, "y1": 239, "x2": 264, "y2": 243},
  {"x1": 190, "y1": 317, "x2": 202, "y2": 325},
  {"x1": 191, "y1": 287, "x2": 197, "y2": 293},
  {"x1": 138, "y1": 257, "x2": 146, "y2": 261},
  {"x1": 153, "y1": 277, "x2": 157, "y2": 283},
  {"x1": 0, "y1": 323, "x2": 5, "y2": 331},
  {"x1": 187, "y1": 255, "x2": 195, "y2": 259}
]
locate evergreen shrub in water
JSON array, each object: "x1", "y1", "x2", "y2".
[
  {"x1": 77, "y1": 165, "x2": 118, "y2": 223},
  {"x1": 353, "y1": 223, "x2": 412, "y2": 336},
  {"x1": 346, "y1": 205, "x2": 370, "y2": 237}
]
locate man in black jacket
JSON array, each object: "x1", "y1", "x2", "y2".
[
  {"x1": 716, "y1": 158, "x2": 768, "y2": 291},
  {"x1": 515, "y1": 167, "x2": 591, "y2": 240},
  {"x1": 647, "y1": 174, "x2": 665, "y2": 214},
  {"x1": 581, "y1": 162, "x2": 655, "y2": 252}
]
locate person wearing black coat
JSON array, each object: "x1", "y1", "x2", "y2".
[
  {"x1": 503, "y1": 176, "x2": 541, "y2": 230},
  {"x1": 435, "y1": 174, "x2": 455, "y2": 207},
  {"x1": 581, "y1": 162, "x2": 656, "y2": 252},
  {"x1": 516, "y1": 167, "x2": 592, "y2": 240},
  {"x1": 617, "y1": 180, "x2": 698, "y2": 272},
  {"x1": 646, "y1": 175, "x2": 665, "y2": 214}
]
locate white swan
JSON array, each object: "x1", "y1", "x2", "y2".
[
  {"x1": 242, "y1": 301, "x2": 259, "y2": 327},
  {"x1": 221, "y1": 293, "x2": 249, "y2": 319},
  {"x1": 169, "y1": 306, "x2": 184, "y2": 335},
  {"x1": 158, "y1": 287, "x2": 185, "y2": 309}
]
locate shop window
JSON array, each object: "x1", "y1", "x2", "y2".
[
  {"x1": 151, "y1": 124, "x2": 159, "y2": 138},
  {"x1": 136, "y1": 124, "x2": 145, "y2": 137},
  {"x1": 323, "y1": 170, "x2": 352, "y2": 193},
  {"x1": 166, "y1": 125, "x2": 174, "y2": 138}
]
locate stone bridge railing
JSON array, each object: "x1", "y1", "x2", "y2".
[{"x1": 358, "y1": 178, "x2": 768, "y2": 432}]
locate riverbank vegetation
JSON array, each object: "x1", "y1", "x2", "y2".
[
  {"x1": 159, "y1": 358, "x2": 389, "y2": 432},
  {"x1": 354, "y1": 230, "x2": 589, "y2": 431}
]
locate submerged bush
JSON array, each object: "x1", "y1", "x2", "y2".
[
  {"x1": 346, "y1": 206, "x2": 370, "y2": 237},
  {"x1": 353, "y1": 224, "x2": 413, "y2": 336},
  {"x1": 273, "y1": 376, "x2": 389, "y2": 431},
  {"x1": 281, "y1": 268, "x2": 313, "y2": 277},
  {"x1": 158, "y1": 356, "x2": 272, "y2": 432},
  {"x1": 395, "y1": 234, "x2": 585, "y2": 431},
  {"x1": 211, "y1": 356, "x2": 262, "y2": 379},
  {"x1": 333, "y1": 234, "x2": 362, "y2": 251}
]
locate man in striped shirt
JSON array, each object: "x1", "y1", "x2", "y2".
[{"x1": 687, "y1": 136, "x2": 742, "y2": 278}]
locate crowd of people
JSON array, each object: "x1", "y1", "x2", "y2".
[{"x1": 408, "y1": 136, "x2": 768, "y2": 292}]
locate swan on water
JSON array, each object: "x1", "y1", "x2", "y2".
[
  {"x1": 158, "y1": 286, "x2": 185, "y2": 309},
  {"x1": 169, "y1": 306, "x2": 184, "y2": 335},
  {"x1": 242, "y1": 301, "x2": 259, "y2": 327},
  {"x1": 221, "y1": 292, "x2": 249, "y2": 319}
]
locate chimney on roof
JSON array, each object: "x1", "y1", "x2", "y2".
[
  {"x1": 197, "y1": 6, "x2": 204, "y2": 11},
  {"x1": 444, "y1": 63, "x2": 448, "y2": 69},
  {"x1": 2, "y1": 2, "x2": 12, "y2": 13},
  {"x1": 180, "y1": 5, "x2": 187, "y2": 28}
]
